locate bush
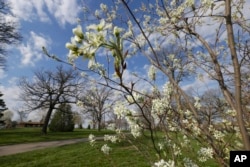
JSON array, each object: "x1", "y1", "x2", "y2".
[{"x1": 49, "y1": 104, "x2": 74, "y2": 132}]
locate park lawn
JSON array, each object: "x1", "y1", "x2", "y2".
[
  {"x1": 0, "y1": 128, "x2": 115, "y2": 146},
  {"x1": 0, "y1": 141, "x2": 150, "y2": 167},
  {"x1": 0, "y1": 128, "x2": 220, "y2": 166},
  {"x1": 0, "y1": 135, "x2": 219, "y2": 167}
]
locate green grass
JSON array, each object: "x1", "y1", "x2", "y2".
[
  {"x1": 0, "y1": 140, "x2": 150, "y2": 167},
  {"x1": 0, "y1": 128, "x2": 115, "y2": 146},
  {"x1": 0, "y1": 128, "x2": 220, "y2": 166}
]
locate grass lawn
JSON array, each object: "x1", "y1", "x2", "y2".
[
  {"x1": 0, "y1": 128, "x2": 220, "y2": 166},
  {"x1": 0, "y1": 140, "x2": 150, "y2": 167},
  {"x1": 0, "y1": 128, "x2": 115, "y2": 146}
]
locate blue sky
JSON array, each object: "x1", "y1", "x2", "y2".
[
  {"x1": 1, "y1": 0, "x2": 245, "y2": 121},
  {"x1": 0, "y1": 0, "x2": 153, "y2": 121},
  {"x1": 0, "y1": 0, "x2": 83, "y2": 119}
]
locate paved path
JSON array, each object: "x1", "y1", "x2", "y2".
[{"x1": 0, "y1": 138, "x2": 90, "y2": 156}]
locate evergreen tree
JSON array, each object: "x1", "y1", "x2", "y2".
[
  {"x1": 0, "y1": 92, "x2": 7, "y2": 126},
  {"x1": 49, "y1": 104, "x2": 74, "y2": 132}
]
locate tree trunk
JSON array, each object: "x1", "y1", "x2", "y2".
[
  {"x1": 98, "y1": 121, "x2": 101, "y2": 131},
  {"x1": 41, "y1": 107, "x2": 53, "y2": 135},
  {"x1": 225, "y1": 0, "x2": 250, "y2": 150}
]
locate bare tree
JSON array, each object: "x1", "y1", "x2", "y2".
[
  {"x1": 19, "y1": 66, "x2": 83, "y2": 134},
  {"x1": 198, "y1": 89, "x2": 228, "y2": 127},
  {"x1": 0, "y1": 0, "x2": 22, "y2": 68},
  {"x1": 13, "y1": 106, "x2": 30, "y2": 122},
  {"x1": 73, "y1": 112, "x2": 84, "y2": 128},
  {"x1": 78, "y1": 84, "x2": 115, "y2": 131}
]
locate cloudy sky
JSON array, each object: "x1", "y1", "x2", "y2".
[
  {"x1": 0, "y1": 0, "x2": 84, "y2": 120},
  {"x1": 0, "y1": 0, "x2": 151, "y2": 121},
  {"x1": 1, "y1": 0, "x2": 247, "y2": 121}
]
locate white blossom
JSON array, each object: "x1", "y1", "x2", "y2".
[
  {"x1": 100, "y1": 3, "x2": 108, "y2": 12},
  {"x1": 213, "y1": 130, "x2": 225, "y2": 140},
  {"x1": 113, "y1": 102, "x2": 130, "y2": 119},
  {"x1": 113, "y1": 26, "x2": 123, "y2": 37},
  {"x1": 72, "y1": 25, "x2": 84, "y2": 42},
  {"x1": 154, "y1": 159, "x2": 175, "y2": 167},
  {"x1": 158, "y1": 142, "x2": 164, "y2": 150},
  {"x1": 183, "y1": 158, "x2": 199, "y2": 167},
  {"x1": 76, "y1": 100, "x2": 84, "y2": 107},
  {"x1": 197, "y1": 147, "x2": 213, "y2": 162},
  {"x1": 148, "y1": 65, "x2": 156, "y2": 81},
  {"x1": 107, "y1": 123, "x2": 116, "y2": 131},
  {"x1": 88, "y1": 134, "x2": 96, "y2": 146},
  {"x1": 104, "y1": 135, "x2": 118, "y2": 143},
  {"x1": 226, "y1": 109, "x2": 236, "y2": 117},
  {"x1": 101, "y1": 144, "x2": 111, "y2": 155},
  {"x1": 194, "y1": 97, "x2": 201, "y2": 110}
]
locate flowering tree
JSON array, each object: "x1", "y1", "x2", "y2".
[
  {"x1": 77, "y1": 84, "x2": 115, "y2": 131},
  {"x1": 61, "y1": 0, "x2": 250, "y2": 166}
]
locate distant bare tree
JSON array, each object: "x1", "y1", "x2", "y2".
[
  {"x1": 19, "y1": 66, "x2": 83, "y2": 134},
  {"x1": 199, "y1": 89, "x2": 228, "y2": 127},
  {"x1": 78, "y1": 85, "x2": 115, "y2": 131}
]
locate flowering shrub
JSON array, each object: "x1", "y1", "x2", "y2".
[{"x1": 62, "y1": 0, "x2": 249, "y2": 166}]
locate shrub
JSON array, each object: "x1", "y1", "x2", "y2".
[{"x1": 49, "y1": 104, "x2": 74, "y2": 132}]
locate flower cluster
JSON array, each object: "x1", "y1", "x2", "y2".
[
  {"x1": 197, "y1": 147, "x2": 213, "y2": 162},
  {"x1": 151, "y1": 82, "x2": 173, "y2": 120},
  {"x1": 213, "y1": 130, "x2": 225, "y2": 141},
  {"x1": 76, "y1": 100, "x2": 84, "y2": 107},
  {"x1": 154, "y1": 159, "x2": 175, "y2": 167},
  {"x1": 148, "y1": 65, "x2": 156, "y2": 81},
  {"x1": 126, "y1": 92, "x2": 144, "y2": 104},
  {"x1": 113, "y1": 101, "x2": 131, "y2": 119},
  {"x1": 226, "y1": 109, "x2": 236, "y2": 117},
  {"x1": 194, "y1": 97, "x2": 201, "y2": 110},
  {"x1": 88, "y1": 134, "x2": 96, "y2": 146},
  {"x1": 66, "y1": 13, "x2": 127, "y2": 78},
  {"x1": 151, "y1": 98, "x2": 170, "y2": 120},
  {"x1": 113, "y1": 102, "x2": 142, "y2": 138},
  {"x1": 183, "y1": 158, "x2": 198, "y2": 167},
  {"x1": 104, "y1": 135, "x2": 119, "y2": 143},
  {"x1": 101, "y1": 144, "x2": 112, "y2": 155},
  {"x1": 107, "y1": 123, "x2": 116, "y2": 131}
]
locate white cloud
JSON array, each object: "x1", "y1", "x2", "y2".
[
  {"x1": 18, "y1": 31, "x2": 51, "y2": 66},
  {"x1": 181, "y1": 73, "x2": 218, "y2": 94},
  {"x1": 0, "y1": 69, "x2": 7, "y2": 79},
  {"x1": 9, "y1": 0, "x2": 81, "y2": 26},
  {"x1": 0, "y1": 84, "x2": 22, "y2": 119},
  {"x1": 44, "y1": 0, "x2": 81, "y2": 26},
  {"x1": 8, "y1": 0, "x2": 35, "y2": 22}
]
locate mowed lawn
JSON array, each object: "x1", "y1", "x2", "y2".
[
  {"x1": 0, "y1": 141, "x2": 149, "y2": 167},
  {"x1": 0, "y1": 128, "x2": 149, "y2": 167},
  {"x1": 0, "y1": 128, "x2": 115, "y2": 146},
  {"x1": 0, "y1": 128, "x2": 219, "y2": 167}
]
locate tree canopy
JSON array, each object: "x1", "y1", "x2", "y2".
[
  {"x1": 0, "y1": 0, "x2": 22, "y2": 68},
  {"x1": 19, "y1": 66, "x2": 83, "y2": 134}
]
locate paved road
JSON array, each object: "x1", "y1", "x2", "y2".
[{"x1": 0, "y1": 138, "x2": 90, "y2": 156}]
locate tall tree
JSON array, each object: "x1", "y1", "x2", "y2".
[
  {"x1": 19, "y1": 66, "x2": 83, "y2": 134},
  {"x1": 0, "y1": 91, "x2": 7, "y2": 126},
  {"x1": 49, "y1": 104, "x2": 74, "y2": 132},
  {"x1": 0, "y1": 0, "x2": 22, "y2": 68},
  {"x1": 78, "y1": 85, "x2": 114, "y2": 131}
]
